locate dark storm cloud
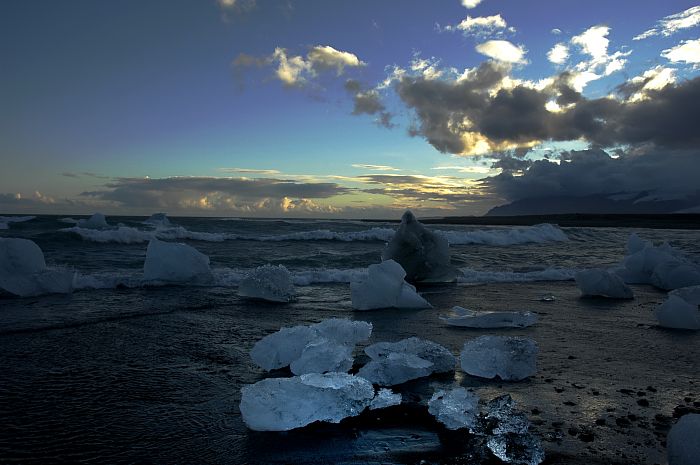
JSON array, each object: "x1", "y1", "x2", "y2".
[
  {"x1": 480, "y1": 148, "x2": 700, "y2": 202},
  {"x1": 396, "y1": 62, "x2": 700, "y2": 154},
  {"x1": 81, "y1": 177, "x2": 352, "y2": 208},
  {"x1": 344, "y1": 79, "x2": 394, "y2": 128}
]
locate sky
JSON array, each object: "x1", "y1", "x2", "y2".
[{"x1": 1, "y1": 0, "x2": 699, "y2": 218}]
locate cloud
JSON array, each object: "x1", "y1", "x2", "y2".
[
  {"x1": 351, "y1": 164, "x2": 401, "y2": 171},
  {"x1": 551, "y1": 28, "x2": 562, "y2": 35},
  {"x1": 218, "y1": 168, "x2": 282, "y2": 175},
  {"x1": 633, "y1": 6, "x2": 700, "y2": 40},
  {"x1": 481, "y1": 148, "x2": 700, "y2": 205},
  {"x1": 547, "y1": 43, "x2": 569, "y2": 64},
  {"x1": 617, "y1": 66, "x2": 676, "y2": 102},
  {"x1": 475, "y1": 40, "x2": 527, "y2": 63},
  {"x1": 461, "y1": 0, "x2": 483, "y2": 9},
  {"x1": 234, "y1": 45, "x2": 365, "y2": 87},
  {"x1": 444, "y1": 14, "x2": 513, "y2": 38},
  {"x1": 571, "y1": 25, "x2": 610, "y2": 61},
  {"x1": 567, "y1": 25, "x2": 630, "y2": 90},
  {"x1": 344, "y1": 79, "x2": 394, "y2": 128},
  {"x1": 662, "y1": 38, "x2": 700, "y2": 64},
  {"x1": 357, "y1": 174, "x2": 485, "y2": 206}
]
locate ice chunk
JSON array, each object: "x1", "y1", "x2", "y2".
[
  {"x1": 0, "y1": 215, "x2": 35, "y2": 230},
  {"x1": 618, "y1": 235, "x2": 700, "y2": 290},
  {"x1": 381, "y1": 210, "x2": 457, "y2": 283},
  {"x1": 250, "y1": 319, "x2": 372, "y2": 373},
  {"x1": 575, "y1": 269, "x2": 634, "y2": 299},
  {"x1": 77, "y1": 213, "x2": 110, "y2": 229},
  {"x1": 0, "y1": 238, "x2": 74, "y2": 297},
  {"x1": 358, "y1": 337, "x2": 456, "y2": 386},
  {"x1": 441, "y1": 306, "x2": 538, "y2": 328},
  {"x1": 238, "y1": 264, "x2": 296, "y2": 303},
  {"x1": 143, "y1": 238, "x2": 212, "y2": 283},
  {"x1": 143, "y1": 212, "x2": 172, "y2": 228},
  {"x1": 239, "y1": 373, "x2": 375, "y2": 431},
  {"x1": 655, "y1": 285, "x2": 700, "y2": 330},
  {"x1": 460, "y1": 336, "x2": 538, "y2": 381},
  {"x1": 428, "y1": 387, "x2": 480, "y2": 431},
  {"x1": 484, "y1": 394, "x2": 545, "y2": 465},
  {"x1": 369, "y1": 389, "x2": 402, "y2": 410},
  {"x1": 350, "y1": 259, "x2": 432, "y2": 310},
  {"x1": 667, "y1": 414, "x2": 700, "y2": 465}
]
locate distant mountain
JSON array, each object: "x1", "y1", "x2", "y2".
[{"x1": 486, "y1": 192, "x2": 700, "y2": 216}]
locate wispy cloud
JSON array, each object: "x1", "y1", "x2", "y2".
[
  {"x1": 633, "y1": 6, "x2": 700, "y2": 40},
  {"x1": 219, "y1": 168, "x2": 282, "y2": 175},
  {"x1": 351, "y1": 164, "x2": 401, "y2": 171}
]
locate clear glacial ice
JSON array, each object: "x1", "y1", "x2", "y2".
[
  {"x1": 76, "y1": 212, "x2": 110, "y2": 229},
  {"x1": 350, "y1": 259, "x2": 432, "y2": 310},
  {"x1": 428, "y1": 387, "x2": 480, "y2": 431},
  {"x1": 575, "y1": 268, "x2": 634, "y2": 299},
  {"x1": 667, "y1": 414, "x2": 700, "y2": 465},
  {"x1": 238, "y1": 264, "x2": 296, "y2": 302},
  {"x1": 460, "y1": 336, "x2": 538, "y2": 381},
  {"x1": 655, "y1": 285, "x2": 700, "y2": 330},
  {"x1": 0, "y1": 237, "x2": 74, "y2": 297},
  {"x1": 143, "y1": 238, "x2": 213, "y2": 283},
  {"x1": 368, "y1": 388, "x2": 402, "y2": 410},
  {"x1": 441, "y1": 306, "x2": 538, "y2": 328}
]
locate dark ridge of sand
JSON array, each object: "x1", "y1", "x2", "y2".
[{"x1": 363, "y1": 214, "x2": 700, "y2": 230}]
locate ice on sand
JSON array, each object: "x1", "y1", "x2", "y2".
[
  {"x1": 484, "y1": 395, "x2": 545, "y2": 465},
  {"x1": 369, "y1": 389, "x2": 402, "y2": 410},
  {"x1": 239, "y1": 373, "x2": 375, "y2": 431},
  {"x1": 575, "y1": 269, "x2": 634, "y2": 299},
  {"x1": 667, "y1": 414, "x2": 700, "y2": 465},
  {"x1": 238, "y1": 264, "x2": 296, "y2": 303},
  {"x1": 350, "y1": 259, "x2": 431, "y2": 310},
  {"x1": 143, "y1": 238, "x2": 212, "y2": 283},
  {"x1": 250, "y1": 319, "x2": 372, "y2": 375},
  {"x1": 460, "y1": 336, "x2": 538, "y2": 381},
  {"x1": 655, "y1": 285, "x2": 700, "y2": 330},
  {"x1": 144, "y1": 212, "x2": 172, "y2": 228},
  {"x1": 77, "y1": 212, "x2": 110, "y2": 229},
  {"x1": 441, "y1": 306, "x2": 538, "y2": 328},
  {"x1": 0, "y1": 237, "x2": 74, "y2": 297},
  {"x1": 358, "y1": 337, "x2": 455, "y2": 386},
  {"x1": 381, "y1": 210, "x2": 457, "y2": 283},
  {"x1": 428, "y1": 387, "x2": 480, "y2": 431},
  {"x1": 618, "y1": 233, "x2": 700, "y2": 290}
]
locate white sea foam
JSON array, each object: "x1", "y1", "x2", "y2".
[
  {"x1": 61, "y1": 225, "x2": 226, "y2": 243},
  {"x1": 230, "y1": 227, "x2": 396, "y2": 242},
  {"x1": 436, "y1": 223, "x2": 568, "y2": 246}
]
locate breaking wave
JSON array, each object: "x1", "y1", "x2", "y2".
[
  {"x1": 437, "y1": 223, "x2": 569, "y2": 246},
  {"x1": 61, "y1": 226, "x2": 226, "y2": 244}
]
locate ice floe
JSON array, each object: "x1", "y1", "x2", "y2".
[
  {"x1": 143, "y1": 212, "x2": 172, "y2": 228},
  {"x1": 0, "y1": 215, "x2": 35, "y2": 230},
  {"x1": 239, "y1": 372, "x2": 375, "y2": 431},
  {"x1": 381, "y1": 210, "x2": 457, "y2": 283},
  {"x1": 143, "y1": 238, "x2": 213, "y2": 284},
  {"x1": 77, "y1": 212, "x2": 110, "y2": 229},
  {"x1": 441, "y1": 306, "x2": 538, "y2": 328},
  {"x1": 369, "y1": 389, "x2": 402, "y2": 410},
  {"x1": 655, "y1": 285, "x2": 700, "y2": 330},
  {"x1": 250, "y1": 319, "x2": 372, "y2": 375},
  {"x1": 667, "y1": 414, "x2": 700, "y2": 465},
  {"x1": 617, "y1": 233, "x2": 700, "y2": 290},
  {"x1": 358, "y1": 337, "x2": 456, "y2": 386},
  {"x1": 350, "y1": 259, "x2": 432, "y2": 310},
  {"x1": 238, "y1": 264, "x2": 296, "y2": 303},
  {"x1": 428, "y1": 387, "x2": 480, "y2": 431},
  {"x1": 0, "y1": 237, "x2": 74, "y2": 297},
  {"x1": 460, "y1": 336, "x2": 538, "y2": 381},
  {"x1": 575, "y1": 268, "x2": 634, "y2": 299}
]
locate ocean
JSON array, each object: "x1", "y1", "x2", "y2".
[{"x1": 1, "y1": 215, "x2": 699, "y2": 464}]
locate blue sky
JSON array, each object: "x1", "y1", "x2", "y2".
[{"x1": 1, "y1": 1, "x2": 699, "y2": 217}]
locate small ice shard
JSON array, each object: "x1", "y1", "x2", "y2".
[
  {"x1": 239, "y1": 372, "x2": 375, "y2": 431},
  {"x1": 460, "y1": 336, "x2": 538, "y2": 381},
  {"x1": 77, "y1": 212, "x2": 110, "y2": 229},
  {"x1": 667, "y1": 414, "x2": 700, "y2": 465},
  {"x1": 428, "y1": 387, "x2": 480, "y2": 431},
  {"x1": 484, "y1": 394, "x2": 545, "y2": 465},
  {"x1": 369, "y1": 389, "x2": 402, "y2": 410},
  {"x1": 618, "y1": 234, "x2": 700, "y2": 290},
  {"x1": 144, "y1": 212, "x2": 172, "y2": 228},
  {"x1": 575, "y1": 269, "x2": 634, "y2": 299},
  {"x1": 538, "y1": 294, "x2": 555, "y2": 302},
  {"x1": 655, "y1": 285, "x2": 700, "y2": 330},
  {"x1": 441, "y1": 306, "x2": 538, "y2": 328},
  {"x1": 238, "y1": 264, "x2": 296, "y2": 303},
  {"x1": 250, "y1": 319, "x2": 372, "y2": 374},
  {"x1": 0, "y1": 237, "x2": 74, "y2": 297},
  {"x1": 143, "y1": 238, "x2": 212, "y2": 283},
  {"x1": 350, "y1": 259, "x2": 432, "y2": 310},
  {"x1": 381, "y1": 210, "x2": 457, "y2": 283},
  {"x1": 358, "y1": 337, "x2": 456, "y2": 386}
]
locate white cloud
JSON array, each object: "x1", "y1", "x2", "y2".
[
  {"x1": 271, "y1": 48, "x2": 312, "y2": 86},
  {"x1": 475, "y1": 40, "x2": 527, "y2": 63},
  {"x1": 461, "y1": 0, "x2": 483, "y2": 9},
  {"x1": 625, "y1": 66, "x2": 676, "y2": 102},
  {"x1": 568, "y1": 25, "x2": 630, "y2": 90},
  {"x1": 662, "y1": 38, "x2": 700, "y2": 64},
  {"x1": 633, "y1": 6, "x2": 700, "y2": 40},
  {"x1": 410, "y1": 56, "x2": 443, "y2": 79},
  {"x1": 571, "y1": 25, "x2": 610, "y2": 61},
  {"x1": 551, "y1": 28, "x2": 562, "y2": 35},
  {"x1": 351, "y1": 164, "x2": 401, "y2": 171},
  {"x1": 307, "y1": 45, "x2": 365, "y2": 74},
  {"x1": 547, "y1": 43, "x2": 569, "y2": 64},
  {"x1": 445, "y1": 14, "x2": 512, "y2": 37}
]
